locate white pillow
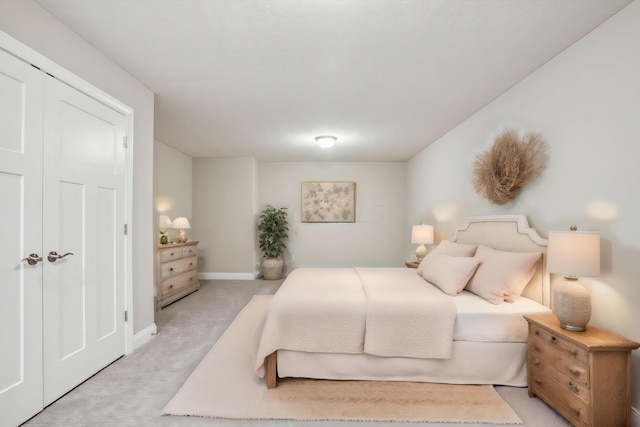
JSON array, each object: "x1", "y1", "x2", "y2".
[
  {"x1": 465, "y1": 245, "x2": 541, "y2": 304},
  {"x1": 416, "y1": 240, "x2": 478, "y2": 276},
  {"x1": 436, "y1": 240, "x2": 478, "y2": 257},
  {"x1": 421, "y1": 253, "x2": 480, "y2": 296}
]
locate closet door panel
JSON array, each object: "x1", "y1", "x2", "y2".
[
  {"x1": 56, "y1": 181, "x2": 86, "y2": 357},
  {"x1": 97, "y1": 186, "x2": 117, "y2": 339},
  {"x1": 42, "y1": 76, "x2": 127, "y2": 405},
  {"x1": 0, "y1": 50, "x2": 45, "y2": 427}
]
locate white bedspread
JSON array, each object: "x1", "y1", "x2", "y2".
[
  {"x1": 255, "y1": 267, "x2": 456, "y2": 377},
  {"x1": 357, "y1": 268, "x2": 456, "y2": 358}
]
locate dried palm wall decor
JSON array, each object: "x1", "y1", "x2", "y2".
[{"x1": 472, "y1": 129, "x2": 549, "y2": 205}]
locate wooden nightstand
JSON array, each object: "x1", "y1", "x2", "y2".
[
  {"x1": 405, "y1": 261, "x2": 420, "y2": 269},
  {"x1": 524, "y1": 314, "x2": 639, "y2": 427}
]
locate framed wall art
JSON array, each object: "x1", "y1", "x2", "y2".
[{"x1": 301, "y1": 181, "x2": 356, "y2": 223}]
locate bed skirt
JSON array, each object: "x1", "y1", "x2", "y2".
[{"x1": 277, "y1": 340, "x2": 528, "y2": 387}]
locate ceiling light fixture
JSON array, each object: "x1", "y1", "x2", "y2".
[{"x1": 315, "y1": 135, "x2": 337, "y2": 148}]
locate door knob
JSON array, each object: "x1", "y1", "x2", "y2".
[
  {"x1": 21, "y1": 253, "x2": 43, "y2": 265},
  {"x1": 47, "y1": 251, "x2": 74, "y2": 262}
]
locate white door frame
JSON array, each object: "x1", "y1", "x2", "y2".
[{"x1": 1, "y1": 31, "x2": 135, "y2": 354}]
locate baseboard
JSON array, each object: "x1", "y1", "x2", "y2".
[
  {"x1": 198, "y1": 272, "x2": 258, "y2": 280},
  {"x1": 632, "y1": 405, "x2": 639, "y2": 427},
  {"x1": 132, "y1": 323, "x2": 158, "y2": 351}
]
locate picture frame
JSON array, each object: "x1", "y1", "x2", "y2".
[{"x1": 301, "y1": 181, "x2": 356, "y2": 223}]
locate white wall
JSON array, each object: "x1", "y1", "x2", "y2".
[
  {"x1": 154, "y1": 141, "x2": 193, "y2": 244},
  {"x1": 407, "y1": 1, "x2": 640, "y2": 412},
  {"x1": 193, "y1": 157, "x2": 258, "y2": 278},
  {"x1": 0, "y1": 1, "x2": 155, "y2": 336},
  {"x1": 259, "y1": 162, "x2": 407, "y2": 275}
]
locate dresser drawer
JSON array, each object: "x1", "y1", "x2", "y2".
[
  {"x1": 182, "y1": 245, "x2": 197, "y2": 258},
  {"x1": 530, "y1": 323, "x2": 589, "y2": 364},
  {"x1": 530, "y1": 335, "x2": 590, "y2": 387},
  {"x1": 530, "y1": 368, "x2": 589, "y2": 427},
  {"x1": 159, "y1": 247, "x2": 183, "y2": 262},
  {"x1": 160, "y1": 256, "x2": 197, "y2": 279},
  {"x1": 159, "y1": 270, "x2": 199, "y2": 298}
]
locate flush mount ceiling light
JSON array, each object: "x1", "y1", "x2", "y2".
[{"x1": 315, "y1": 135, "x2": 337, "y2": 148}]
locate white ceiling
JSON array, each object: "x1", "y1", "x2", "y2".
[{"x1": 34, "y1": 0, "x2": 632, "y2": 162}]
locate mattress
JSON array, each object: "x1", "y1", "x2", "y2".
[{"x1": 452, "y1": 290, "x2": 552, "y2": 342}]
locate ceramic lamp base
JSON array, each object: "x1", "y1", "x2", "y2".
[
  {"x1": 554, "y1": 278, "x2": 591, "y2": 332},
  {"x1": 415, "y1": 244, "x2": 427, "y2": 263}
]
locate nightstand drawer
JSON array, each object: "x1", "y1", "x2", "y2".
[
  {"x1": 530, "y1": 323, "x2": 589, "y2": 364},
  {"x1": 159, "y1": 271, "x2": 198, "y2": 298},
  {"x1": 530, "y1": 368, "x2": 589, "y2": 427},
  {"x1": 530, "y1": 335, "x2": 590, "y2": 387},
  {"x1": 160, "y1": 256, "x2": 197, "y2": 279},
  {"x1": 529, "y1": 362, "x2": 590, "y2": 402}
]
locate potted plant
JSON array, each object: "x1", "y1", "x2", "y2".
[{"x1": 258, "y1": 205, "x2": 289, "y2": 280}]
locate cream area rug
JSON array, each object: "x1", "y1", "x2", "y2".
[{"x1": 163, "y1": 295, "x2": 522, "y2": 424}]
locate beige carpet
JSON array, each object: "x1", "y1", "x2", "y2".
[{"x1": 163, "y1": 295, "x2": 523, "y2": 424}]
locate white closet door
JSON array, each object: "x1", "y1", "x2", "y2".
[
  {"x1": 42, "y1": 77, "x2": 127, "y2": 405},
  {"x1": 0, "y1": 50, "x2": 45, "y2": 426}
]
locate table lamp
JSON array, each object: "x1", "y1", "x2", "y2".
[
  {"x1": 547, "y1": 226, "x2": 600, "y2": 331},
  {"x1": 412, "y1": 224, "x2": 434, "y2": 263},
  {"x1": 172, "y1": 217, "x2": 191, "y2": 243}
]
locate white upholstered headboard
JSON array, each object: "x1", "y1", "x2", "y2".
[{"x1": 452, "y1": 215, "x2": 550, "y2": 307}]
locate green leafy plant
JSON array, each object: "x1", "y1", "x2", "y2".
[{"x1": 258, "y1": 205, "x2": 289, "y2": 259}]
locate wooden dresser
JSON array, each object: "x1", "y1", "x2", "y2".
[
  {"x1": 156, "y1": 241, "x2": 199, "y2": 309},
  {"x1": 524, "y1": 314, "x2": 639, "y2": 427}
]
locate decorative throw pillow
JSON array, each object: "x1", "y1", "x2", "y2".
[
  {"x1": 421, "y1": 253, "x2": 481, "y2": 295},
  {"x1": 416, "y1": 240, "x2": 478, "y2": 276},
  {"x1": 465, "y1": 245, "x2": 541, "y2": 304}
]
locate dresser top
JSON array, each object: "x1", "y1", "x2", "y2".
[
  {"x1": 525, "y1": 314, "x2": 639, "y2": 351},
  {"x1": 158, "y1": 241, "x2": 199, "y2": 249}
]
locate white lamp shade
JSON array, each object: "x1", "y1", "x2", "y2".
[
  {"x1": 172, "y1": 217, "x2": 191, "y2": 230},
  {"x1": 547, "y1": 231, "x2": 600, "y2": 277},
  {"x1": 411, "y1": 224, "x2": 434, "y2": 244},
  {"x1": 159, "y1": 215, "x2": 172, "y2": 229}
]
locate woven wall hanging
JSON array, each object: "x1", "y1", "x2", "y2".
[{"x1": 472, "y1": 129, "x2": 549, "y2": 205}]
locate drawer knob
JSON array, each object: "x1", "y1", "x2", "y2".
[
  {"x1": 169, "y1": 267, "x2": 174, "y2": 271},
  {"x1": 570, "y1": 348, "x2": 578, "y2": 356},
  {"x1": 532, "y1": 358, "x2": 540, "y2": 366},
  {"x1": 169, "y1": 284, "x2": 173, "y2": 289},
  {"x1": 170, "y1": 252, "x2": 174, "y2": 256},
  {"x1": 571, "y1": 406, "x2": 583, "y2": 417},
  {"x1": 189, "y1": 262, "x2": 193, "y2": 266},
  {"x1": 532, "y1": 344, "x2": 538, "y2": 351},
  {"x1": 535, "y1": 378, "x2": 542, "y2": 385},
  {"x1": 550, "y1": 336, "x2": 557, "y2": 344},
  {"x1": 568, "y1": 367, "x2": 581, "y2": 376},
  {"x1": 534, "y1": 330, "x2": 539, "y2": 336},
  {"x1": 568, "y1": 381, "x2": 579, "y2": 393}
]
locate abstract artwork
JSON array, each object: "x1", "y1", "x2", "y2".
[{"x1": 301, "y1": 182, "x2": 356, "y2": 223}]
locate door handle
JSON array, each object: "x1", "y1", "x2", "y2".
[
  {"x1": 22, "y1": 253, "x2": 43, "y2": 265},
  {"x1": 47, "y1": 251, "x2": 74, "y2": 262}
]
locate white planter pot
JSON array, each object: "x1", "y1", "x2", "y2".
[{"x1": 262, "y1": 258, "x2": 284, "y2": 280}]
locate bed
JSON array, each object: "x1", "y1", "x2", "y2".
[{"x1": 256, "y1": 214, "x2": 552, "y2": 388}]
